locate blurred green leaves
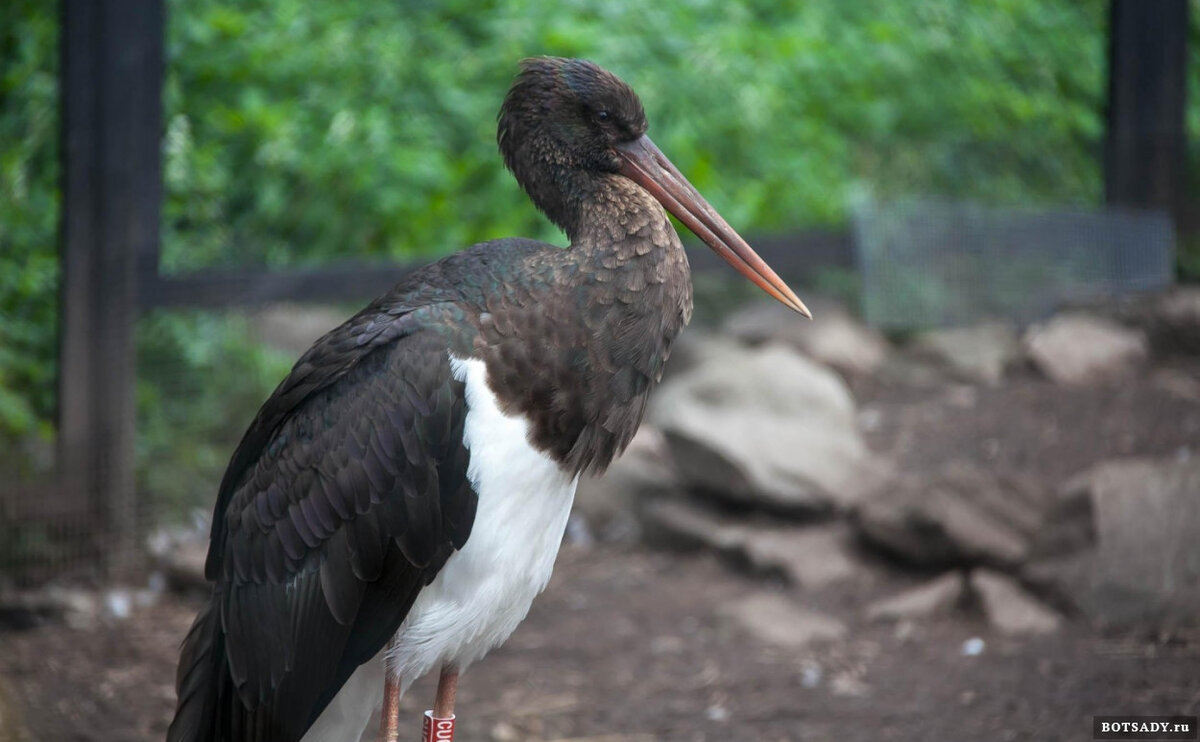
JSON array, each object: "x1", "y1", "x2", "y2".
[
  {"x1": 136, "y1": 311, "x2": 292, "y2": 515},
  {"x1": 160, "y1": 0, "x2": 1113, "y2": 272},
  {"x1": 0, "y1": 0, "x2": 58, "y2": 439}
]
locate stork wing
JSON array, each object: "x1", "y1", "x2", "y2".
[{"x1": 169, "y1": 300, "x2": 476, "y2": 742}]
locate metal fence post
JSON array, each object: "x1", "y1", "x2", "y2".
[{"x1": 58, "y1": 0, "x2": 164, "y2": 578}]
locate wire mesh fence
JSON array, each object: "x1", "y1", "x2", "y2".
[{"x1": 854, "y1": 199, "x2": 1176, "y2": 330}]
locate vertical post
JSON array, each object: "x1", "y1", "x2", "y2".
[
  {"x1": 58, "y1": 0, "x2": 164, "y2": 578},
  {"x1": 1104, "y1": 0, "x2": 1189, "y2": 219}
]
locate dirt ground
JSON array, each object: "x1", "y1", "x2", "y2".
[{"x1": 3, "y1": 358, "x2": 1199, "y2": 742}]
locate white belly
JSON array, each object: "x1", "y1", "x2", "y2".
[{"x1": 302, "y1": 355, "x2": 578, "y2": 742}]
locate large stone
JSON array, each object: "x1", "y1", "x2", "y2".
[
  {"x1": 970, "y1": 569, "x2": 1061, "y2": 635},
  {"x1": 649, "y1": 344, "x2": 889, "y2": 514},
  {"x1": 1112, "y1": 287, "x2": 1200, "y2": 356},
  {"x1": 913, "y1": 322, "x2": 1020, "y2": 385},
  {"x1": 573, "y1": 426, "x2": 676, "y2": 542},
  {"x1": 1035, "y1": 457, "x2": 1200, "y2": 625},
  {"x1": 866, "y1": 571, "x2": 966, "y2": 622},
  {"x1": 639, "y1": 497, "x2": 746, "y2": 553},
  {"x1": 721, "y1": 593, "x2": 847, "y2": 649},
  {"x1": 724, "y1": 300, "x2": 888, "y2": 376},
  {"x1": 1023, "y1": 314, "x2": 1148, "y2": 385},
  {"x1": 162, "y1": 539, "x2": 211, "y2": 593},
  {"x1": 853, "y1": 462, "x2": 1042, "y2": 569},
  {"x1": 659, "y1": 329, "x2": 747, "y2": 383},
  {"x1": 147, "y1": 523, "x2": 212, "y2": 593},
  {"x1": 640, "y1": 499, "x2": 868, "y2": 589}
]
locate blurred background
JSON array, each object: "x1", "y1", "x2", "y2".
[{"x1": 1, "y1": 1, "x2": 1199, "y2": 740}]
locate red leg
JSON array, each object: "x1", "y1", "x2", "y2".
[
  {"x1": 422, "y1": 664, "x2": 458, "y2": 742},
  {"x1": 379, "y1": 643, "x2": 401, "y2": 742}
]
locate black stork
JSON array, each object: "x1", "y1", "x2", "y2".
[{"x1": 168, "y1": 57, "x2": 810, "y2": 742}]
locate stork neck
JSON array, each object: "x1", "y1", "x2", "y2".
[{"x1": 568, "y1": 174, "x2": 678, "y2": 254}]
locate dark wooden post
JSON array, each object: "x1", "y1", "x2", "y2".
[
  {"x1": 58, "y1": 0, "x2": 164, "y2": 577},
  {"x1": 1104, "y1": 0, "x2": 1190, "y2": 219}
]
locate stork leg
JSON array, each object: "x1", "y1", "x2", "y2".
[
  {"x1": 379, "y1": 640, "x2": 401, "y2": 742},
  {"x1": 422, "y1": 664, "x2": 458, "y2": 742}
]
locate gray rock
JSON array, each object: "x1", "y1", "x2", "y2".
[
  {"x1": 724, "y1": 300, "x2": 889, "y2": 376},
  {"x1": 1029, "y1": 474, "x2": 1097, "y2": 559},
  {"x1": 573, "y1": 426, "x2": 677, "y2": 542},
  {"x1": 1145, "y1": 287, "x2": 1200, "y2": 355},
  {"x1": 1150, "y1": 368, "x2": 1200, "y2": 403},
  {"x1": 659, "y1": 329, "x2": 746, "y2": 383},
  {"x1": 640, "y1": 499, "x2": 868, "y2": 589},
  {"x1": 650, "y1": 344, "x2": 890, "y2": 515},
  {"x1": 1087, "y1": 287, "x2": 1200, "y2": 355},
  {"x1": 148, "y1": 523, "x2": 212, "y2": 593},
  {"x1": 639, "y1": 498, "x2": 747, "y2": 554},
  {"x1": 874, "y1": 353, "x2": 950, "y2": 390},
  {"x1": 970, "y1": 569, "x2": 1061, "y2": 635},
  {"x1": 163, "y1": 539, "x2": 211, "y2": 593},
  {"x1": 913, "y1": 322, "x2": 1020, "y2": 385},
  {"x1": 1023, "y1": 313, "x2": 1148, "y2": 385},
  {"x1": 853, "y1": 462, "x2": 1043, "y2": 569},
  {"x1": 866, "y1": 571, "x2": 966, "y2": 622},
  {"x1": 721, "y1": 593, "x2": 847, "y2": 648},
  {"x1": 0, "y1": 587, "x2": 98, "y2": 630},
  {"x1": 1038, "y1": 457, "x2": 1200, "y2": 626},
  {"x1": 1088, "y1": 460, "x2": 1200, "y2": 591},
  {"x1": 741, "y1": 525, "x2": 866, "y2": 590}
]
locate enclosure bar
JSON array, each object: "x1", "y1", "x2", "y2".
[
  {"x1": 58, "y1": 0, "x2": 165, "y2": 578},
  {"x1": 1105, "y1": 0, "x2": 1190, "y2": 221},
  {"x1": 137, "y1": 230, "x2": 853, "y2": 310}
]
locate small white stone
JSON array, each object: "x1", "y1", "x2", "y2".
[
  {"x1": 961, "y1": 637, "x2": 985, "y2": 656},
  {"x1": 147, "y1": 571, "x2": 168, "y2": 593},
  {"x1": 705, "y1": 704, "x2": 730, "y2": 722},
  {"x1": 105, "y1": 590, "x2": 132, "y2": 619},
  {"x1": 800, "y1": 662, "x2": 823, "y2": 688}
]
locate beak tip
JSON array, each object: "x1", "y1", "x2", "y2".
[{"x1": 785, "y1": 295, "x2": 813, "y2": 320}]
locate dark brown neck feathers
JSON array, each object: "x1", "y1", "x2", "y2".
[{"x1": 473, "y1": 173, "x2": 692, "y2": 475}]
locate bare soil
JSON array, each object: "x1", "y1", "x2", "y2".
[{"x1": 3, "y1": 358, "x2": 1199, "y2": 742}]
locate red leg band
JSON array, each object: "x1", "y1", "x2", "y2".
[{"x1": 422, "y1": 710, "x2": 456, "y2": 742}]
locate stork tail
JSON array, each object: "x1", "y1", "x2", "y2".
[{"x1": 167, "y1": 599, "x2": 229, "y2": 742}]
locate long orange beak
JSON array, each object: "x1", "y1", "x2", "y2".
[{"x1": 615, "y1": 136, "x2": 811, "y2": 318}]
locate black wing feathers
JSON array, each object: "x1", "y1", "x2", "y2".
[{"x1": 169, "y1": 301, "x2": 477, "y2": 742}]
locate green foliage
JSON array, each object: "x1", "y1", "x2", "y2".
[
  {"x1": 0, "y1": 1, "x2": 58, "y2": 439},
  {"x1": 162, "y1": 0, "x2": 1113, "y2": 271},
  {"x1": 136, "y1": 311, "x2": 293, "y2": 515}
]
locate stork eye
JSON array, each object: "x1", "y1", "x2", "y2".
[{"x1": 595, "y1": 110, "x2": 611, "y2": 123}]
